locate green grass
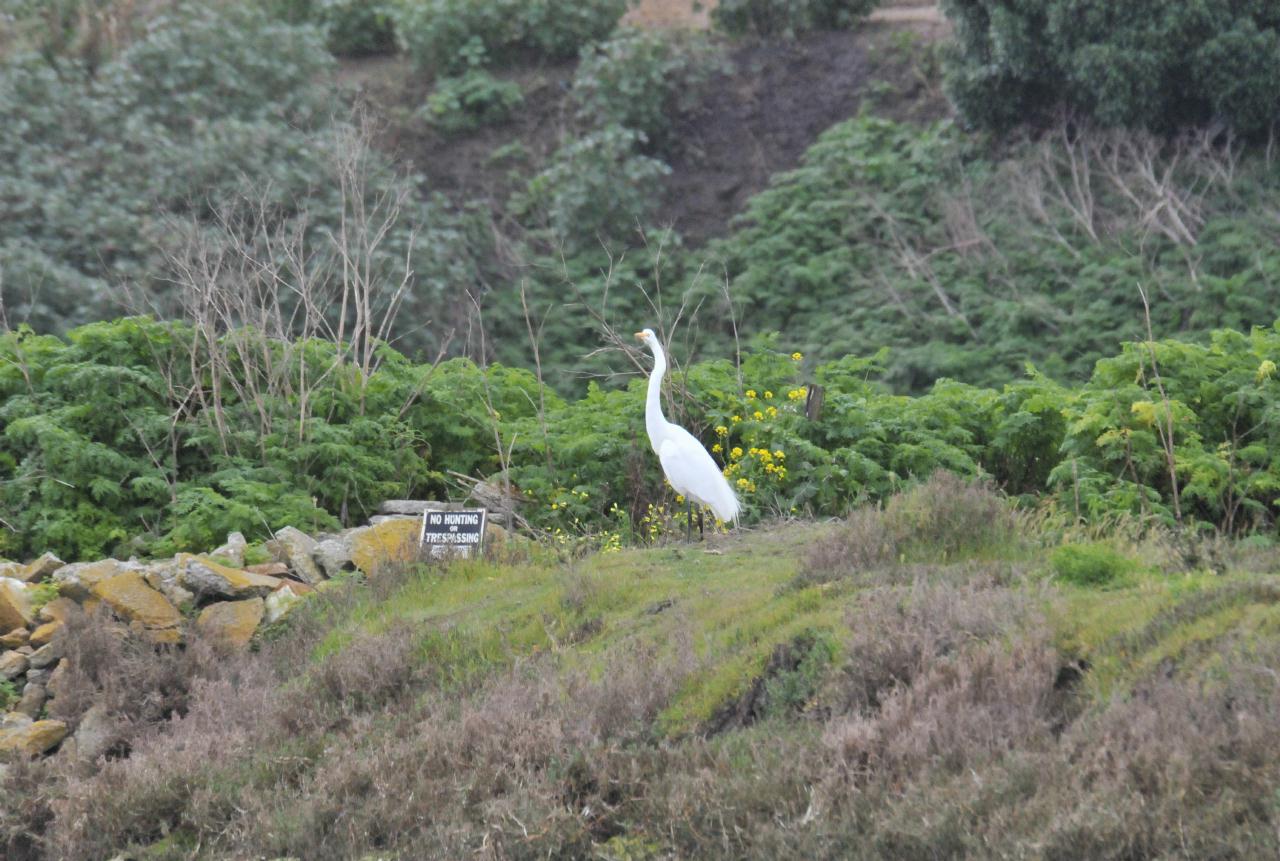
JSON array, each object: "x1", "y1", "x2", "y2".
[{"x1": 316, "y1": 520, "x2": 1279, "y2": 735}]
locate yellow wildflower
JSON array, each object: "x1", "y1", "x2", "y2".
[
  {"x1": 731, "y1": 415, "x2": 742, "y2": 423},
  {"x1": 715, "y1": 425, "x2": 728, "y2": 436},
  {"x1": 753, "y1": 410, "x2": 764, "y2": 421},
  {"x1": 764, "y1": 390, "x2": 773, "y2": 399},
  {"x1": 774, "y1": 450, "x2": 785, "y2": 460},
  {"x1": 736, "y1": 478, "x2": 750, "y2": 490},
  {"x1": 731, "y1": 446, "x2": 744, "y2": 460},
  {"x1": 791, "y1": 352, "x2": 802, "y2": 361},
  {"x1": 766, "y1": 406, "x2": 778, "y2": 418},
  {"x1": 746, "y1": 389, "x2": 757, "y2": 399},
  {"x1": 711, "y1": 443, "x2": 722, "y2": 453}
]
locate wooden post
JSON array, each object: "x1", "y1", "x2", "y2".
[{"x1": 805, "y1": 384, "x2": 825, "y2": 422}]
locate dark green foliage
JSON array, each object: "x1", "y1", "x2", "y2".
[
  {"x1": 1051, "y1": 542, "x2": 1131, "y2": 586},
  {"x1": 571, "y1": 28, "x2": 728, "y2": 155},
  {"x1": 422, "y1": 68, "x2": 524, "y2": 134},
  {"x1": 513, "y1": 124, "x2": 671, "y2": 250},
  {"x1": 707, "y1": 115, "x2": 1280, "y2": 391},
  {"x1": 0, "y1": 4, "x2": 486, "y2": 352},
  {"x1": 0, "y1": 318, "x2": 543, "y2": 561},
  {"x1": 394, "y1": 0, "x2": 629, "y2": 74},
  {"x1": 941, "y1": 0, "x2": 1280, "y2": 134},
  {"x1": 713, "y1": 0, "x2": 881, "y2": 36},
  {"x1": 268, "y1": 0, "x2": 398, "y2": 55}
]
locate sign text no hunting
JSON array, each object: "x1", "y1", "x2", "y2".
[{"x1": 419, "y1": 509, "x2": 487, "y2": 558}]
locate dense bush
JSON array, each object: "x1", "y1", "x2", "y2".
[
  {"x1": 268, "y1": 0, "x2": 398, "y2": 55},
  {"x1": 1051, "y1": 542, "x2": 1132, "y2": 586},
  {"x1": 706, "y1": 115, "x2": 1280, "y2": 391},
  {"x1": 571, "y1": 28, "x2": 728, "y2": 154},
  {"x1": 0, "y1": 4, "x2": 489, "y2": 351},
  {"x1": 712, "y1": 0, "x2": 881, "y2": 36},
  {"x1": 394, "y1": 0, "x2": 628, "y2": 74},
  {"x1": 421, "y1": 68, "x2": 524, "y2": 134},
  {"x1": 941, "y1": 0, "x2": 1280, "y2": 134},
  {"x1": 513, "y1": 124, "x2": 671, "y2": 250}
]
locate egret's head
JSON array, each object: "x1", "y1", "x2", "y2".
[{"x1": 634, "y1": 328, "x2": 657, "y2": 345}]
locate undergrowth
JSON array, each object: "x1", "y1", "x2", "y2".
[{"x1": 4, "y1": 482, "x2": 1280, "y2": 859}]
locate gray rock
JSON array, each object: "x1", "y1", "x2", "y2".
[
  {"x1": 0, "y1": 650, "x2": 28, "y2": 681},
  {"x1": 143, "y1": 560, "x2": 196, "y2": 611},
  {"x1": 267, "y1": 527, "x2": 324, "y2": 585},
  {"x1": 367, "y1": 514, "x2": 421, "y2": 526},
  {"x1": 377, "y1": 499, "x2": 458, "y2": 516},
  {"x1": 210, "y1": 531, "x2": 248, "y2": 568},
  {"x1": 312, "y1": 537, "x2": 355, "y2": 578},
  {"x1": 179, "y1": 558, "x2": 280, "y2": 601},
  {"x1": 28, "y1": 640, "x2": 63, "y2": 670},
  {"x1": 66, "y1": 703, "x2": 115, "y2": 763},
  {"x1": 24, "y1": 668, "x2": 48, "y2": 686},
  {"x1": 15, "y1": 682, "x2": 45, "y2": 718}
]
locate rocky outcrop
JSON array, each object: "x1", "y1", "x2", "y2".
[{"x1": 0, "y1": 500, "x2": 512, "y2": 765}]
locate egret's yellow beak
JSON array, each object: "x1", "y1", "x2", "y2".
[{"x1": 634, "y1": 331, "x2": 646, "y2": 340}]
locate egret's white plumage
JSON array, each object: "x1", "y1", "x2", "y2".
[{"x1": 636, "y1": 328, "x2": 740, "y2": 525}]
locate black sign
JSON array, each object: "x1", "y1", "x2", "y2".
[{"x1": 419, "y1": 508, "x2": 487, "y2": 558}]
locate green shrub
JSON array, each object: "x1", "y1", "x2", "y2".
[
  {"x1": 713, "y1": 0, "x2": 880, "y2": 36},
  {"x1": 571, "y1": 28, "x2": 728, "y2": 154},
  {"x1": 1050, "y1": 542, "x2": 1132, "y2": 586},
  {"x1": 941, "y1": 0, "x2": 1280, "y2": 134},
  {"x1": 513, "y1": 124, "x2": 671, "y2": 249},
  {"x1": 422, "y1": 68, "x2": 524, "y2": 134},
  {"x1": 0, "y1": 679, "x2": 16, "y2": 710},
  {"x1": 394, "y1": 0, "x2": 628, "y2": 74},
  {"x1": 269, "y1": 0, "x2": 397, "y2": 55}
]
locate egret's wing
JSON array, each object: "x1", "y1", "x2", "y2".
[{"x1": 658, "y1": 428, "x2": 740, "y2": 522}]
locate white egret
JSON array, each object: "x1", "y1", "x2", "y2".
[{"x1": 635, "y1": 328, "x2": 740, "y2": 537}]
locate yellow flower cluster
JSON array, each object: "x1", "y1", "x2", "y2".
[
  {"x1": 792, "y1": 352, "x2": 803, "y2": 361},
  {"x1": 786, "y1": 387, "x2": 807, "y2": 401}
]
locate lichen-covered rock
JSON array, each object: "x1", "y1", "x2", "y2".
[
  {"x1": 267, "y1": 527, "x2": 324, "y2": 585},
  {"x1": 90, "y1": 572, "x2": 182, "y2": 643},
  {"x1": 196, "y1": 598, "x2": 264, "y2": 649},
  {"x1": 0, "y1": 578, "x2": 33, "y2": 632},
  {"x1": 29, "y1": 620, "x2": 62, "y2": 648},
  {"x1": 210, "y1": 531, "x2": 248, "y2": 568},
  {"x1": 0, "y1": 628, "x2": 28, "y2": 649},
  {"x1": 52, "y1": 559, "x2": 129, "y2": 601},
  {"x1": 179, "y1": 555, "x2": 282, "y2": 600},
  {"x1": 350, "y1": 518, "x2": 421, "y2": 574},
  {"x1": 0, "y1": 650, "x2": 29, "y2": 681},
  {"x1": 264, "y1": 585, "x2": 303, "y2": 625},
  {"x1": 0, "y1": 717, "x2": 68, "y2": 758},
  {"x1": 378, "y1": 499, "x2": 455, "y2": 516}
]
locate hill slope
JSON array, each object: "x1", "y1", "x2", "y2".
[{"x1": 6, "y1": 480, "x2": 1280, "y2": 859}]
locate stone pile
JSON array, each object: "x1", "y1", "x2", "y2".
[{"x1": 0, "y1": 502, "x2": 501, "y2": 761}]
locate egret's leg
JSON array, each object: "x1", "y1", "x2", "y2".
[
  {"x1": 685, "y1": 499, "x2": 693, "y2": 541},
  {"x1": 697, "y1": 507, "x2": 705, "y2": 540}
]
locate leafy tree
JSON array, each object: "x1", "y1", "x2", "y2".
[{"x1": 942, "y1": 0, "x2": 1280, "y2": 134}]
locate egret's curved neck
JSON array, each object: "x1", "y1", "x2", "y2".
[{"x1": 645, "y1": 339, "x2": 669, "y2": 437}]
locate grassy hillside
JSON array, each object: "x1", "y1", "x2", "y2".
[{"x1": 5, "y1": 478, "x2": 1280, "y2": 859}]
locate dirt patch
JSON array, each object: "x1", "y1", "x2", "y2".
[{"x1": 661, "y1": 28, "x2": 950, "y2": 244}]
